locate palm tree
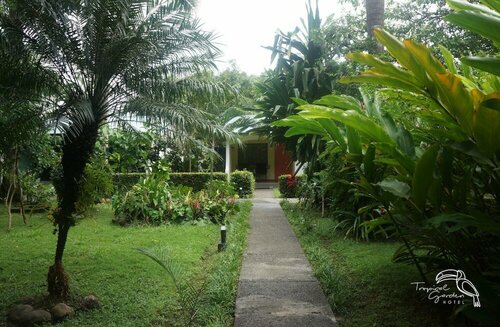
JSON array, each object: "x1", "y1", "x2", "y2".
[
  {"x1": 250, "y1": 0, "x2": 331, "y2": 174},
  {"x1": 0, "y1": 0, "x2": 230, "y2": 299}
]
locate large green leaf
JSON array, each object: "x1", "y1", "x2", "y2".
[
  {"x1": 346, "y1": 52, "x2": 422, "y2": 87},
  {"x1": 405, "y1": 39, "x2": 447, "y2": 96},
  {"x1": 480, "y1": 0, "x2": 500, "y2": 12},
  {"x1": 474, "y1": 99, "x2": 500, "y2": 155},
  {"x1": 297, "y1": 104, "x2": 394, "y2": 144},
  {"x1": 274, "y1": 115, "x2": 327, "y2": 137},
  {"x1": 447, "y1": 0, "x2": 500, "y2": 16},
  {"x1": 317, "y1": 118, "x2": 347, "y2": 151},
  {"x1": 378, "y1": 112, "x2": 416, "y2": 158},
  {"x1": 377, "y1": 143, "x2": 416, "y2": 174},
  {"x1": 372, "y1": 28, "x2": 429, "y2": 85},
  {"x1": 313, "y1": 94, "x2": 362, "y2": 111},
  {"x1": 438, "y1": 45, "x2": 458, "y2": 74},
  {"x1": 461, "y1": 56, "x2": 500, "y2": 76},
  {"x1": 434, "y1": 72, "x2": 476, "y2": 136},
  {"x1": 412, "y1": 145, "x2": 439, "y2": 210},
  {"x1": 428, "y1": 212, "x2": 500, "y2": 237},
  {"x1": 346, "y1": 126, "x2": 362, "y2": 155},
  {"x1": 340, "y1": 75, "x2": 425, "y2": 95},
  {"x1": 377, "y1": 179, "x2": 411, "y2": 199},
  {"x1": 446, "y1": 10, "x2": 500, "y2": 47}
]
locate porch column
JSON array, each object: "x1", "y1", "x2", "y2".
[{"x1": 225, "y1": 140, "x2": 231, "y2": 181}]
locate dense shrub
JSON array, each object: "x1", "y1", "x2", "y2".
[
  {"x1": 52, "y1": 154, "x2": 114, "y2": 214},
  {"x1": 113, "y1": 173, "x2": 145, "y2": 191},
  {"x1": 170, "y1": 172, "x2": 227, "y2": 191},
  {"x1": 113, "y1": 172, "x2": 227, "y2": 192},
  {"x1": 20, "y1": 173, "x2": 56, "y2": 211},
  {"x1": 112, "y1": 170, "x2": 237, "y2": 225},
  {"x1": 230, "y1": 170, "x2": 254, "y2": 198},
  {"x1": 76, "y1": 155, "x2": 114, "y2": 214},
  {"x1": 114, "y1": 171, "x2": 256, "y2": 198},
  {"x1": 278, "y1": 174, "x2": 303, "y2": 198}
]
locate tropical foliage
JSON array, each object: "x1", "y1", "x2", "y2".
[
  {"x1": 250, "y1": 1, "x2": 335, "y2": 172},
  {"x1": 275, "y1": 0, "x2": 500, "y2": 323},
  {"x1": 112, "y1": 163, "x2": 238, "y2": 225}
]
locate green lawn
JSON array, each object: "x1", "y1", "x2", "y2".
[
  {"x1": 0, "y1": 202, "x2": 251, "y2": 326},
  {"x1": 282, "y1": 201, "x2": 448, "y2": 327}
]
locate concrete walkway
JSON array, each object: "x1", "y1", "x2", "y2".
[{"x1": 234, "y1": 190, "x2": 337, "y2": 327}]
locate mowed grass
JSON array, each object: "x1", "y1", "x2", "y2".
[
  {"x1": 0, "y1": 204, "x2": 224, "y2": 326},
  {"x1": 282, "y1": 202, "x2": 448, "y2": 327}
]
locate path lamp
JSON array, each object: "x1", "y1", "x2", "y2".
[{"x1": 218, "y1": 225, "x2": 227, "y2": 252}]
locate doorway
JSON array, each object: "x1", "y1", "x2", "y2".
[{"x1": 238, "y1": 143, "x2": 268, "y2": 181}]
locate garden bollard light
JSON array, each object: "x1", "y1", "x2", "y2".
[{"x1": 218, "y1": 225, "x2": 227, "y2": 252}]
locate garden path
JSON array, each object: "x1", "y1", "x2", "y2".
[{"x1": 233, "y1": 189, "x2": 337, "y2": 327}]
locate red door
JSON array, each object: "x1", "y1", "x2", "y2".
[{"x1": 274, "y1": 143, "x2": 293, "y2": 181}]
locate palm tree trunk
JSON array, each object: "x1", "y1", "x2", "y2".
[
  {"x1": 47, "y1": 124, "x2": 98, "y2": 299},
  {"x1": 365, "y1": 0, "x2": 385, "y2": 52}
]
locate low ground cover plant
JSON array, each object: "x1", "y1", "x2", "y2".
[
  {"x1": 138, "y1": 201, "x2": 251, "y2": 326},
  {"x1": 282, "y1": 202, "x2": 446, "y2": 327},
  {"x1": 0, "y1": 204, "x2": 232, "y2": 326}
]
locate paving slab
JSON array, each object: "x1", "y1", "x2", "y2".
[{"x1": 233, "y1": 190, "x2": 337, "y2": 327}]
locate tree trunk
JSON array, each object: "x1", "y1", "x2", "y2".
[
  {"x1": 47, "y1": 123, "x2": 98, "y2": 299},
  {"x1": 365, "y1": 0, "x2": 385, "y2": 52},
  {"x1": 13, "y1": 148, "x2": 27, "y2": 224},
  {"x1": 6, "y1": 181, "x2": 14, "y2": 230},
  {"x1": 5, "y1": 147, "x2": 20, "y2": 229}
]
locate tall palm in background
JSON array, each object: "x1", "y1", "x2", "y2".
[
  {"x1": 340, "y1": 0, "x2": 385, "y2": 51},
  {"x1": 0, "y1": 0, "x2": 231, "y2": 298},
  {"x1": 365, "y1": 0, "x2": 385, "y2": 51},
  {"x1": 365, "y1": 0, "x2": 385, "y2": 36}
]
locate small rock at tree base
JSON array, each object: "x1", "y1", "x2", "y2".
[
  {"x1": 83, "y1": 295, "x2": 100, "y2": 310},
  {"x1": 7, "y1": 304, "x2": 33, "y2": 323},
  {"x1": 50, "y1": 303, "x2": 75, "y2": 321},
  {"x1": 27, "y1": 310, "x2": 51, "y2": 325},
  {"x1": 7, "y1": 305, "x2": 51, "y2": 326}
]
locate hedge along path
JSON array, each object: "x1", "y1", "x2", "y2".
[
  {"x1": 233, "y1": 189, "x2": 337, "y2": 327},
  {"x1": 113, "y1": 170, "x2": 254, "y2": 197}
]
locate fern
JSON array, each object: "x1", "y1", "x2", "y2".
[{"x1": 137, "y1": 247, "x2": 207, "y2": 327}]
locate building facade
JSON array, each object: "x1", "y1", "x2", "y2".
[{"x1": 224, "y1": 135, "x2": 295, "y2": 182}]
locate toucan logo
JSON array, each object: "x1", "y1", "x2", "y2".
[
  {"x1": 411, "y1": 269, "x2": 480, "y2": 308},
  {"x1": 435, "y1": 269, "x2": 480, "y2": 308}
]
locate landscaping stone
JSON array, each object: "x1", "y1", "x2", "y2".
[
  {"x1": 233, "y1": 189, "x2": 337, "y2": 327},
  {"x1": 7, "y1": 304, "x2": 33, "y2": 323},
  {"x1": 7, "y1": 305, "x2": 51, "y2": 326},
  {"x1": 83, "y1": 295, "x2": 100, "y2": 310},
  {"x1": 27, "y1": 310, "x2": 52, "y2": 325},
  {"x1": 50, "y1": 303, "x2": 75, "y2": 321}
]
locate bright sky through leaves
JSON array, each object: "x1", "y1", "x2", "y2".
[{"x1": 196, "y1": 0, "x2": 343, "y2": 76}]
